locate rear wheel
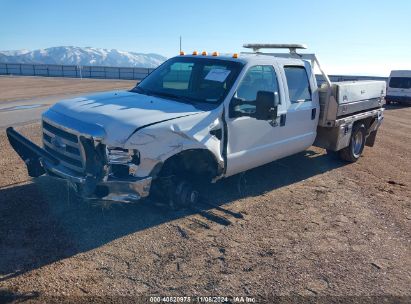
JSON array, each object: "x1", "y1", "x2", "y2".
[{"x1": 339, "y1": 123, "x2": 366, "y2": 162}]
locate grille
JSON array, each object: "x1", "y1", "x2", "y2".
[{"x1": 42, "y1": 120, "x2": 85, "y2": 173}]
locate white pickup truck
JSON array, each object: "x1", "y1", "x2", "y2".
[{"x1": 7, "y1": 44, "x2": 385, "y2": 207}]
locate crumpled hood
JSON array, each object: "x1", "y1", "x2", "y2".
[{"x1": 46, "y1": 90, "x2": 203, "y2": 145}]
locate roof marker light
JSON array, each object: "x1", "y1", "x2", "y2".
[
  {"x1": 192, "y1": 50, "x2": 198, "y2": 55},
  {"x1": 201, "y1": 51, "x2": 208, "y2": 56},
  {"x1": 212, "y1": 51, "x2": 219, "y2": 56},
  {"x1": 179, "y1": 51, "x2": 185, "y2": 55},
  {"x1": 232, "y1": 53, "x2": 239, "y2": 58}
]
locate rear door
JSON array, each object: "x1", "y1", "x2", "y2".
[{"x1": 278, "y1": 62, "x2": 319, "y2": 152}]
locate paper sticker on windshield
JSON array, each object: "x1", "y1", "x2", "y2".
[{"x1": 204, "y1": 69, "x2": 231, "y2": 82}]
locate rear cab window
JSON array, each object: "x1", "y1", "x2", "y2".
[{"x1": 284, "y1": 66, "x2": 312, "y2": 103}]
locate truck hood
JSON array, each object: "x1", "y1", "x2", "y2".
[{"x1": 46, "y1": 90, "x2": 203, "y2": 145}]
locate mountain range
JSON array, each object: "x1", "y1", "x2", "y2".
[{"x1": 0, "y1": 46, "x2": 167, "y2": 68}]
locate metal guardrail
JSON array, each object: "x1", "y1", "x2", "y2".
[
  {"x1": 0, "y1": 62, "x2": 388, "y2": 83},
  {"x1": 0, "y1": 63, "x2": 156, "y2": 80}
]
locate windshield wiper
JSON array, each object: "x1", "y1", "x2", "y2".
[
  {"x1": 132, "y1": 87, "x2": 206, "y2": 104},
  {"x1": 131, "y1": 86, "x2": 152, "y2": 96},
  {"x1": 148, "y1": 91, "x2": 198, "y2": 104}
]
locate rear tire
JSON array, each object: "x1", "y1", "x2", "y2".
[{"x1": 339, "y1": 123, "x2": 366, "y2": 162}]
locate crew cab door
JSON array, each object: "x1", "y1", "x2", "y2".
[
  {"x1": 278, "y1": 62, "x2": 318, "y2": 152},
  {"x1": 224, "y1": 61, "x2": 318, "y2": 177}
]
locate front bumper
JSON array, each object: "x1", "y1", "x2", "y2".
[
  {"x1": 6, "y1": 127, "x2": 152, "y2": 202},
  {"x1": 386, "y1": 95, "x2": 411, "y2": 103}
]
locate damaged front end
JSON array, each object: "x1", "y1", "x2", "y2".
[{"x1": 6, "y1": 119, "x2": 152, "y2": 203}]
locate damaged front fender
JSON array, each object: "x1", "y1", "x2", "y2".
[{"x1": 124, "y1": 111, "x2": 225, "y2": 179}]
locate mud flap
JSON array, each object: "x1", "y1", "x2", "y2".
[
  {"x1": 365, "y1": 130, "x2": 377, "y2": 147},
  {"x1": 6, "y1": 127, "x2": 59, "y2": 177}
]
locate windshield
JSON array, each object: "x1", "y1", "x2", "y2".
[
  {"x1": 389, "y1": 77, "x2": 411, "y2": 89},
  {"x1": 132, "y1": 57, "x2": 244, "y2": 104}
]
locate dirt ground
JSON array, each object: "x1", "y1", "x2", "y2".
[
  {"x1": 0, "y1": 76, "x2": 136, "y2": 102},
  {"x1": 0, "y1": 79, "x2": 410, "y2": 303}
]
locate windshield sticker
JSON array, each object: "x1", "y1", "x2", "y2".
[{"x1": 204, "y1": 69, "x2": 231, "y2": 82}]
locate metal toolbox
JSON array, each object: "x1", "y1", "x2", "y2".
[{"x1": 318, "y1": 80, "x2": 386, "y2": 126}]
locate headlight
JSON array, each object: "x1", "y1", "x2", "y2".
[
  {"x1": 106, "y1": 147, "x2": 141, "y2": 178},
  {"x1": 107, "y1": 147, "x2": 140, "y2": 165}
]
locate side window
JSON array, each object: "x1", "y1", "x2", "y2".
[
  {"x1": 236, "y1": 65, "x2": 279, "y2": 101},
  {"x1": 284, "y1": 66, "x2": 312, "y2": 103},
  {"x1": 232, "y1": 65, "x2": 279, "y2": 116}
]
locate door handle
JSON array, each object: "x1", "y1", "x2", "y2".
[
  {"x1": 269, "y1": 113, "x2": 286, "y2": 127},
  {"x1": 280, "y1": 114, "x2": 286, "y2": 126},
  {"x1": 311, "y1": 108, "x2": 317, "y2": 120}
]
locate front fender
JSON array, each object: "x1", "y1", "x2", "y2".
[{"x1": 124, "y1": 113, "x2": 224, "y2": 178}]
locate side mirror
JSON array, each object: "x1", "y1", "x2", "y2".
[{"x1": 255, "y1": 91, "x2": 279, "y2": 120}]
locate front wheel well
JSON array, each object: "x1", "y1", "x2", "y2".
[{"x1": 158, "y1": 149, "x2": 221, "y2": 182}]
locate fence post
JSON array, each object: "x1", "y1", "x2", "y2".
[
  {"x1": 6, "y1": 64, "x2": 8, "y2": 75},
  {"x1": 20, "y1": 64, "x2": 22, "y2": 75}
]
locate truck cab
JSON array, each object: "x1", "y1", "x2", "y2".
[{"x1": 7, "y1": 44, "x2": 385, "y2": 207}]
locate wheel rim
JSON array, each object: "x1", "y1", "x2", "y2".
[
  {"x1": 175, "y1": 181, "x2": 199, "y2": 207},
  {"x1": 352, "y1": 130, "x2": 364, "y2": 157},
  {"x1": 189, "y1": 190, "x2": 199, "y2": 204}
]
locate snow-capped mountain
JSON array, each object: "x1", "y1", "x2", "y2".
[{"x1": 0, "y1": 46, "x2": 167, "y2": 68}]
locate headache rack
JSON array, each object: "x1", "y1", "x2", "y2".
[
  {"x1": 242, "y1": 43, "x2": 385, "y2": 127},
  {"x1": 243, "y1": 43, "x2": 332, "y2": 87}
]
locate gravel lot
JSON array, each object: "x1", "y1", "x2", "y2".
[{"x1": 0, "y1": 77, "x2": 410, "y2": 303}]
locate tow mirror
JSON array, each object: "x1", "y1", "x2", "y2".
[{"x1": 255, "y1": 91, "x2": 279, "y2": 120}]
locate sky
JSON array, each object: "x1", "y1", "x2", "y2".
[{"x1": 1, "y1": 0, "x2": 410, "y2": 76}]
